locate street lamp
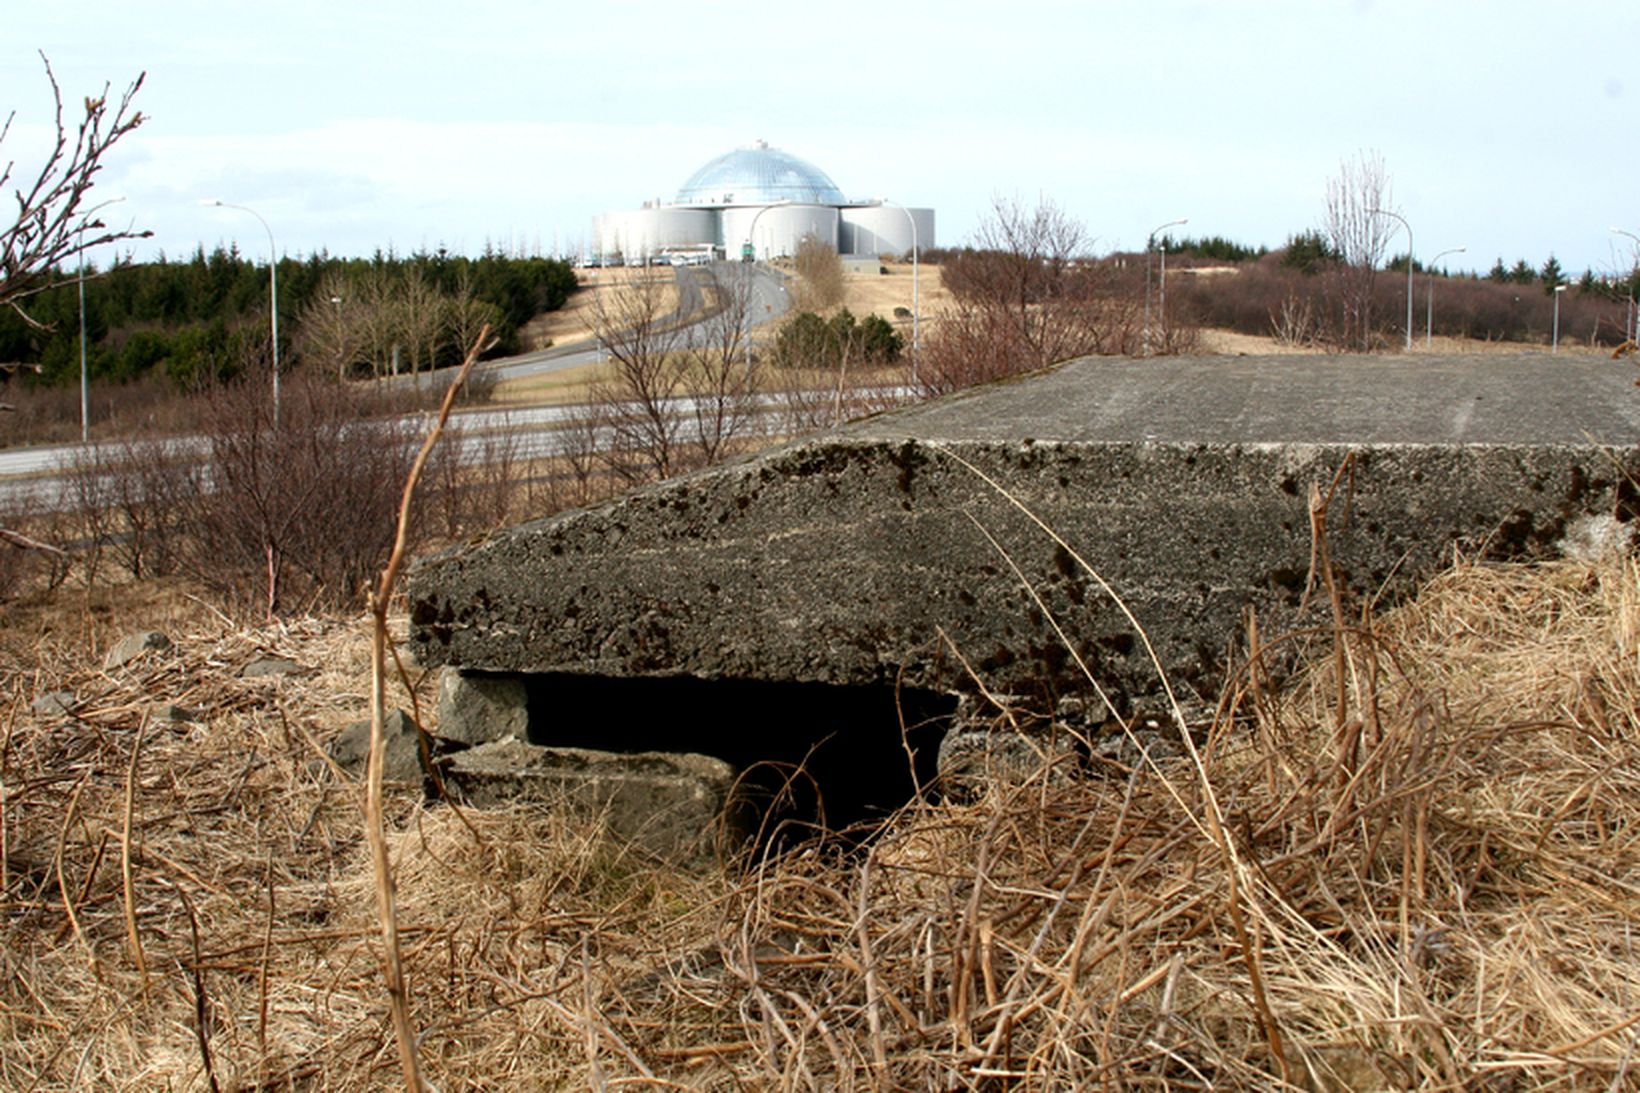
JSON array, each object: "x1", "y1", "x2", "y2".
[
  {"x1": 742, "y1": 200, "x2": 792, "y2": 371},
  {"x1": 200, "y1": 199, "x2": 280, "y2": 423},
  {"x1": 1553, "y1": 283, "x2": 1569, "y2": 353},
  {"x1": 880, "y1": 200, "x2": 920, "y2": 380},
  {"x1": 1143, "y1": 217, "x2": 1187, "y2": 356},
  {"x1": 78, "y1": 196, "x2": 126, "y2": 443},
  {"x1": 1612, "y1": 227, "x2": 1640, "y2": 345},
  {"x1": 1424, "y1": 245, "x2": 1466, "y2": 349},
  {"x1": 1369, "y1": 208, "x2": 1414, "y2": 352}
]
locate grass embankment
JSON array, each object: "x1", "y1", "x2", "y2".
[{"x1": 2, "y1": 547, "x2": 1638, "y2": 1089}]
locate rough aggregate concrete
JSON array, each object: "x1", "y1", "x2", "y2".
[{"x1": 409, "y1": 353, "x2": 1640, "y2": 714}]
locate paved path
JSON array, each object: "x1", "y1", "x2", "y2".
[{"x1": 873, "y1": 351, "x2": 1640, "y2": 446}]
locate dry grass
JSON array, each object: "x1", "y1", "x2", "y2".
[
  {"x1": 4, "y1": 545, "x2": 1639, "y2": 1089},
  {"x1": 835, "y1": 260, "x2": 956, "y2": 321},
  {"x1": 519, "y1": 266, "x2": 685, "y2": 353}
]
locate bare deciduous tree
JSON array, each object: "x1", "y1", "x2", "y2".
[
  {"x1": 589, "y1": 267, "x2": 686, "y2": 482},
  {"x1": 1, "y1": 54, "x2": 150, "y2": 325},
  {"x1": 293, "y1": 264, "x2": 502, "y2": 380},
  {"x1": 293, "y1": 270, "x2": 369, "y2": 379},
  {"x1": 678, "y1": 265, "x2": 762, "y2": 466},
  {"x1": 1323, "y1": 149, "x2": 1396, "y2": 350}
]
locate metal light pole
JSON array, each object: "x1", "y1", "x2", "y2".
[
  {"x1": 743, "y1": 200, "x2": 791, "y2": 371},
  {"x1": 77, "y1": 197, "x2": 125, "y2": 443},
  {"x1": 1369, "y1": 208, "x2": 1414, "y2": 351},
  {"x1": 881, "y1": 200, "x2": 920, "y2": 379},
  {"x1": 78, "y1": 235, "x2": 89, "y2": 444},
  {"x1": 1143, "y1": 217, "x2": 1187, "y2": 356},
  {"x1": 1612, "y1": 228, "x2": 1640, "y2": 344},
  {"x1": 1553, "y1": 284, "x2": 1569, "y2": 353},
  {"x1": 1424, "y1": 245, "x2": 1466, "y2": 349},
  {"x1": 202, "y1": 199, "x2": 280, "y2": 424}
]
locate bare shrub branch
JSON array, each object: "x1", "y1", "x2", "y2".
[{"x1": 1, "y1": 53, "x2": 151, "y2": 325}]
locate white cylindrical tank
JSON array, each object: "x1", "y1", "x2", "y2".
[
  {"x1": 603, "y1": 208, "x2": 715, "y2": 261},
  {"x1": 722, "y1": 204, "x2": 840, "y2": 261},
  {"x1": 839, "y1": 205, "x2": 935, "y2": 258},
  {"x1": 633, "y1": 208, "x2": 715, "y2": 259}
]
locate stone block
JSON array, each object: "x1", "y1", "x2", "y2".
[
  {"x1": 444, "y1": 739, "x2": 742, "y2": 863},
  {"x1": 436, "y1": 670, "x2": 528, "y2": 745}
]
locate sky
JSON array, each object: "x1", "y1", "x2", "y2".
[{"x1": 4, "y1": 0, "x2": 1637, "y2": 278}]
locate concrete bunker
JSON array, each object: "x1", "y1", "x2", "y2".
[
  {"x1": 524, "y1": 672, "x2": 954, "y2": 839},
  {"x1": 410, "y1": 353, "x2": 1640, "y2": 857}
]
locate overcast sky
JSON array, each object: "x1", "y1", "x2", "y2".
[{"x1": 5, "y1": 0, "x2": 1636, "y2": 277}]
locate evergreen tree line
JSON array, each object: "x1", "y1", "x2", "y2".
[{"x1": 1, "y1": 247, "x2": 577, "y2": 390}]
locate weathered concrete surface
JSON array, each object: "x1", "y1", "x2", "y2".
[
  {"x1": 443, "y1": 739, "x2": 741, "y2": 862},
  {"x1": 408, "y1": 353, "x2": 1640, "y2": 711}
]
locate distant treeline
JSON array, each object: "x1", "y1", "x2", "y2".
[{"x1": 1, "y1": 247, "x2": 577, "y2": 390}]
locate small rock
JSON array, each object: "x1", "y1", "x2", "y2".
[
  {"x1": 105, "y1": 631, "x2": 171, "y2": 670},
  {"x1": 32, "y1": 690, "x2": 76, "y2": 718},
  {"x1": 240, "y1": 656, "x2": 301, "y2": 679},
  {"x1": 331, "y1": 709, "x2": 426, "y2": 784}
]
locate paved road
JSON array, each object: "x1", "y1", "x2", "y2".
[
  {"x1": 469, "y1": 261, "x2": 789, "y2": 383},
  {"x1": 0, "y1": 259, "x2": 793, "y2": 485}
]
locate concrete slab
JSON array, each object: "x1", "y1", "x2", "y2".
[{"x1": 408, "y1": 353, "x2": 1640, "y2": 715}]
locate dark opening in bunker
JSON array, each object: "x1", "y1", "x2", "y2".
[{"x1": 524, "y1": 673, "x2": 957, "y2": 843}]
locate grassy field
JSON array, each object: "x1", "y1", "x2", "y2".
[{"x1": 3, "y1": 535, "x2": 1638, "y2": 1088}]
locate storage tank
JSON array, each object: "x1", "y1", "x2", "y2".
[
  {"x1": 722, "y1": 204, "x2": 840, "y2": 261},
  {"x1": 839, "y1": 205, "x2": 935, "y2": 258}
]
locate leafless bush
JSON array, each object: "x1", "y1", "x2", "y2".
[
  {"x1": 158, "y1": 368, "x2": 422, "y2": 616},
  {"x1": 792, "y1": 233, "x2": 844, "y2": 311},
  {"x1": 920, "y1": 196, "x2": 1150, "y2": 397},
  {"x1": 0, "y1": 501, "x2": 70, "y2": 601},
  {"x1": 1270, "y1": 290, "x2": 1322, "y2": 347},
  {"x1": 59, "y1": 436, "x2": 194, "y2": 581},
  {"x1": 552, "y1": 402, "x2": 608, "y2": 509},
  {"x1": 431, "y1": 416, "x2": 550, "y2": 537}
]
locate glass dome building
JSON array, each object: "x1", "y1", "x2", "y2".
[
  {"x1": 674, "y1": 143, "x2": 849, "y2": 207},
  {"x1": 592, "y1": 141, "x2": 934, "y2": 265}
]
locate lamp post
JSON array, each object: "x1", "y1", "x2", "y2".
[
  {"x1": 201, "y1": 199, "x2": 280, "y2": 424},
  {"x1": 1612, "y1": 227, "x2": 1640, "y2": 345},
  {"x1": 1143, "y1": 217, "x2": 1187, "y2": 356},
  {"x1": 742, "y1": 200, "x2": 791, "y2": 372},
  {"x1": 1369, "y1": 208, "x2": 1415, "y2": 352},
  {"x1": 1424, "y1": 245, "x2": 1466, "y2": 349},
  {"x1": 881, "y1": 200, "x2": 920, "y2": 380},
  {"x1": 78, "y1": 233, "x2": 90, "y2": 444},
  {"x1": 78, "y1": 197, "x2": 126, "y2": 443},
  {"x1": 1552, "y1": 283, "x2": 1569, "y2": 353}
]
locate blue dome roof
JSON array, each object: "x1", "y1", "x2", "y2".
[{"x1": 675, "y1": 142, "x2": 846, "y2": 206}]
